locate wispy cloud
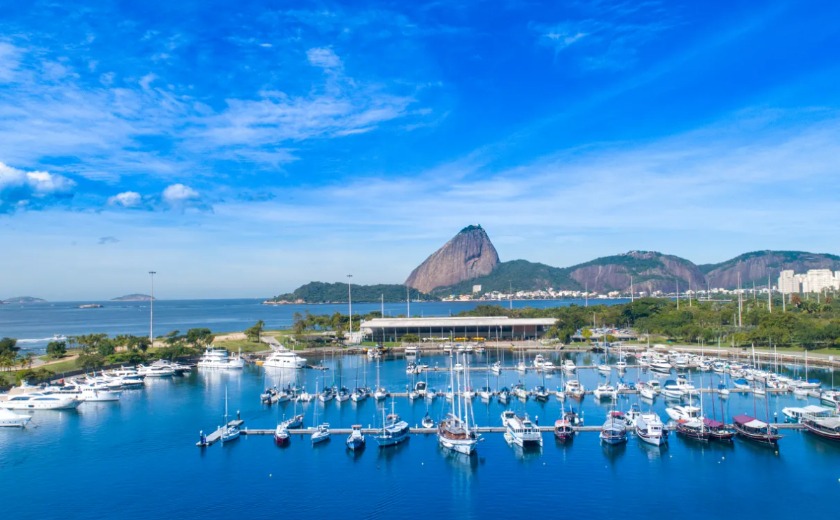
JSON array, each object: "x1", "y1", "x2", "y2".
[
  {"x1": 98, "y1": 236, "x2": 119, "y2": 245},
  {"x1": 534, "y1": 1, "x2": 677, "y2": 71}
]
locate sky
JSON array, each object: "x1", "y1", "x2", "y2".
[{"x1": 1, "y1": 0, "x2": 839, "y2": 300}]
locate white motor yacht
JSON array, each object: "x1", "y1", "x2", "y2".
[
  {"x1": 196, "y1": 348, "x2": 245, "y2": 370},
  {"x1": 1, "y1": 392, "x2": 81, "y2": 410},
  {"x1": 263, "y1": 348, "x2": 306, "y2": 369},
  {"x1": 0, "y1": 408, "x2": 32, "y2": 427},
  {"x1": 501, "y1": 410, "x2": 543, "y2": 448},
  {"x1": 636, "y1": 412, "x2": 667, "y2": 446},
  {"x1": 564, "y1": 380, "x2": 585, "y2": 399},
  {"x1": 665, "y1": 405, "x2": 701, "y2": 422}
]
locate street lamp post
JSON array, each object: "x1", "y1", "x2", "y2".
[
  {"x1": 347, "y1": 274, "x2": 353, "y2": 341},
  {"x1": 149, "y1": 271, "x2": 156, "y2": 346}
]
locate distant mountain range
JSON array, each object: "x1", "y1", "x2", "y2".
[{"x1": 274, "y1": 226, "x2": 840, "y2": 302}]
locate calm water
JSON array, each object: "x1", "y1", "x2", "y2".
[
  {"x1": 0, "y1": 298, "x2": 624, "y2": 351},
  {"x1": 2, "y1": 351, "x2": 839, "y2": 519}
]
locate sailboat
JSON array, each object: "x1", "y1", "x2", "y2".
[
  {"x1": 220, "y1": 387, "x2": 240, "y2": 444},
  {"x1": 373, "y1": 357, "x2": 388, "y2": 401},
  {"x1": 311, "y1": 382, "x2": 330, "y2": 445},
  {"x1": 437, "y1": 352, "x2": 480, "y2": 455},
  {"x1": 374, "y1": 398, "x2": 410, "y2": 447}
]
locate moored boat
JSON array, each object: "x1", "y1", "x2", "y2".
[
  {"x1": 800, "y1": 411, "x2": 840, "y2": 441},
  {"x1": 346, "y1": 424, "x2": 366, "y2": 451},
  {"x1": 553, "y1": 418, "x2": 574, "y2": 442},
  {"x1": 732, "y1": 414, "x2": 782, "y2": 447},
  {"x1": 0, "y1": 407, "x2": 32, "y2": 427},
  {"x1": 703, "y1": 418, "x2": 736, "y2": 442},
  {"x1": 635, "y1": 412, "x2": 667, "y2": 446},
  {"x1": 600, "y1": 411, "x2": 628, "y2": 445},
  {"x1": 501, "y1": 410, "x2": 542, "y2": 448}
]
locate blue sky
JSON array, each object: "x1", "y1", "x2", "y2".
[{"x1": 1, "y1": 0, "x2": 839, "y2": 300}]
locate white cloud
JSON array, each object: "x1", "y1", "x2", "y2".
[
  {"x1": 108, "y1": 191, "x2": 142, "y2": 208},
  {"x1": 162, "y1": 183, "x2": 201, "y2": 208},
  {"x1": 0, "y1": 162, "x2": 75, "y2": 212},
  {"x1": 306, "y1": 47, "x2": 342, "y2": 70}
]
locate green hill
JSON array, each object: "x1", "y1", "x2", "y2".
[{"x1": 268, "y1": 282, "x2": 436, "y2": 303}]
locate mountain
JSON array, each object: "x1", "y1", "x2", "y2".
[
  {"x1": 700, "y1": 251, "x2": 840, "y2": 289},
  {"x1": 566, "y1": 251, "x2": 707, "y2": 294},
  {"x1": 2, "y1": 296, "x2": 46, "y2": 304},
  {"x1": 112, "y1": 294, "x2": 154, "y2": 301},
  {"x1": 267, "y1": 282, "x2": 435, "y2": 304},
  {"x1": 405, "y1": 225, "x2": 500, "y2": 293}
]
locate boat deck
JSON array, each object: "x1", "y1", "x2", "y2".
[{"x1": 197, "y1": 419, "x2": 245, "y2": 446}]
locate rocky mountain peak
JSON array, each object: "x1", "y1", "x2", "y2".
[{"x1": 405, "y1": 225, "x2": 500, "y2": 293}]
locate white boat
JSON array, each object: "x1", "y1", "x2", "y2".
[
  {"x1": 0, "y1": 392, "x2": 80, "y2": 410},
  {"x1": 542, "y1": 361, "x2": 556, "y2": 372},
  {"x1": 564, "y1": 380, "x2": 585, "y2": 399},
  {"x1": 311, "y1": 423, "x2": 331, "y2": 444},
  {"x1": 665, "y1": 405, "x2": 701, "y2": 422},
  {"x1": 197, "y1": 348, "x2": 245, "y2": 370},
  {"x1": 438, "y1": 353, "x2": 480, "y2": 455},
  {"x1": 562, "y1": 359, "x2": 577, "y2": 373},
  {"x1": 635, "y1": 412, "x2": 667, "y2": 446},
  {"x1": 638, "y1": 382, "x2": 656, "y2": 400},
  {"x1": 263, "y1": 348, "x2": 306, "y2": 369},
  {"x1": 489, "y1": 361, "x2": 502, "y2": 375},
  {"x1": 136, "y1": 363, "x2": 175, "y2": 377},
  {"x1": 220, "y1": 388, "x2": 240, "y2": 444},
  {"x1": 421, "y1": 413, "x2": 435, "y2": 428},
  {"x1": 597, "y1": 364, "x2": 611, "y2": 375},
  {"x1": 533, "y1": 354, "x2": 546, "y2": 369},
  {"x1": 782, "y1": 405, "x2": 833, "y2": 423},
  {"x1": 345, "y1": 424, "x2": 365, "y2": 451},
  {"x1": 650, "y1": 360, "x2": 672, "y2": 373},
  {"x1": 54, "y1": 384, "x2": 121, "y2": 402},
  {"x1": 501, "y1": 410, "x2": 542, "y2": 448},
  {"x1": 374, "y1": 400, "x2": 410, "y2": 447},
  {"x1": 0, "y1": 408, "x2": 32, "y2": 427},
  {"x1": 593, "y1": 383, "x2": 617, "y2": 401}
]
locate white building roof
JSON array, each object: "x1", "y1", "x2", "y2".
[{"x1": 360, "y1": 317, "x2": 556, "y2": 329}]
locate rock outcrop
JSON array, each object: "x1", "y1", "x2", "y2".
[{"x1": 405, "y1": 225, "x2": 500, "y2": 293}]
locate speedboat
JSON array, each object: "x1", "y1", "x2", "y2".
[
  {"x1": 501, "y1": 410, "x2": 542, "y2": 448},
  {"x1": 136, "y1": 363, "x2": 175, "y2": 377},
  {"x1": 263, "y1": 348, "x2": 306, "y2": 369}
]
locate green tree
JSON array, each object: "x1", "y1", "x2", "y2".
[
  {"x1": 0, "y1": 337, "x2": 19, "y2": 357},
  {"x1": 46, "y1": 340, "x2": 67, "y2": 359}
]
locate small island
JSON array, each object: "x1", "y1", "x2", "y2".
[
  {"x1": 2, "y1": 296, "x2": 47, "y2": 304},
  {"x1": 111, "y1": 294, "x2": 154, "y2": 301}
]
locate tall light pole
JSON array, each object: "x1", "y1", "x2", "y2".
[
  {"x1": 149, "y1": 271, "x2": 156, "y2": 346},
  {"x1": 347, "y1": 274, "x2": 353, "y2": 340}
]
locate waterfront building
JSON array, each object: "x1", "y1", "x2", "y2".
[{"x1": 359, "y1": 316, "x2": 556, "y2": 343}]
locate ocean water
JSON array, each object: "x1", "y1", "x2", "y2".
[
  {"x1": 2, "y1": 351, "x2": 839, "y2": 519},
  {"x1": 0, "y1": 298, "x2": 620, "y2": 351}
]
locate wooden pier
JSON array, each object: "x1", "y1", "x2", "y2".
[
  {"x1": 198, "y1": 421, "x2": 804, "y2": 445},
  {"x1": 197, "y1": 419, "x2": 245, "y2": 447}
]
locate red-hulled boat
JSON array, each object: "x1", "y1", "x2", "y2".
[
  {"x1": 732, "y1": 414, "x2": 782, "y2": 447},
  {"x1": 554, "y1": 418, "x2": 574, "y2": 442},
  {"x1": 703, "y1": 418, "x2": 736, "y2": 443}
]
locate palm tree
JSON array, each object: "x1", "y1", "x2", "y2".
[{"x1": 256, "y1": 320, "x2": 265, "y2": 343}]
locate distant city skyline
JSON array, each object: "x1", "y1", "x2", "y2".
[{"x1": 2, "y1": 1, "x2": 840, "y2": 300}]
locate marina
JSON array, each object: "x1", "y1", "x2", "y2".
[{"x1": 3, "y1": 298, "x2": 840, "y2": 519}]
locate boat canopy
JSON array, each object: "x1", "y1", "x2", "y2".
[
  {"x1": 703, "y1": 418, "x2": 724, "y2": 428},
  {"x1": 733, "y1": 415, "x2": 767, "y2": 429}
]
